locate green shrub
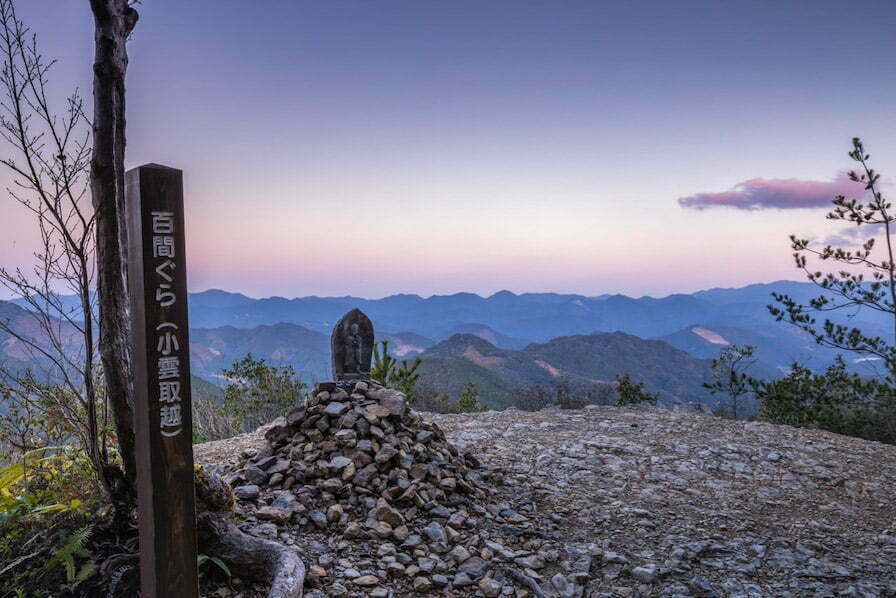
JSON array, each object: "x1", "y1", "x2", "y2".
[
  {"x1": 457, "y1": 382, "x2": 484, "y2": 412},
  {"x1": 372, "y1": 341, "x2": 422, "y2": 402},
  {"x1": 755, "y1": 357, "x2": 896, "y2": 443},
  {"x1": 0, "y1": 447, "x2": 99, "y2": 597},
  {"x1": 192, "y1": 354, "x2": 305, "y2": 442},
  {"x1": 615, "y1": 374, "x2": 659, "y2": 406},
  {"x1": 704, "y1": 344, "x2": 757, "y2": 419}
]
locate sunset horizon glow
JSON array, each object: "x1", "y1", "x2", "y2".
[{"x1": 1, "y1": 1, "x2": 894, "y2": 299}]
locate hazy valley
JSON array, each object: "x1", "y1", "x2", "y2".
[{"x1": 2, "y1": 280, "x2": 884, "y2": 411}]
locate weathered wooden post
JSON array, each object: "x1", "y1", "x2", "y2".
[{"x1": 126, "y1": 164, "x2": 199, "y2": 597}]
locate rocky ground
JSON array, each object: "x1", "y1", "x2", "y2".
[{"x1": 195, "y1": 394, "x2": 896, "y2": 598}]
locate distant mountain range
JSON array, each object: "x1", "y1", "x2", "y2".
[
  {"x1": 0, "y1": 300, "x2": 81, "y2": 379},
  {"x1": 179, "y1": 280, "x2": 886, "y2": 370},
  {"x1": 2, "y1": 281, "x2": 889, "y2": 410},
  {"x1": 416, "y1": 332, "x2": 730, "y2": 408}
]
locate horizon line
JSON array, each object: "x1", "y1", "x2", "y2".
[{"x1": 188, "y1": 278, "x2": 811, "y2": 303}]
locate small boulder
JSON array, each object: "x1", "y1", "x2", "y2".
[
  {"x1": 309, "y1": 510, "x2": 328, "y2": 529},
  {"x1": 364, "y1": 404, "x2": 391, "y2": 423},
  {"x1": 314, "y1": 381, "x2": 337, "y2": 393},
  {"x1": 632, "y1": 564, "x2": 658, "y2": 583},
  {"x1": 423, "y1": 521, "x2": 446, "y2": 543},
  {"x1": 458, "y1": 556, "x2": 488, "y2": 579},
  {"x1": 478, "y1": 577, "x2": 502, "y2": 597},
  {"x1": 372, "y1": 498, "x2": 405, "y2": 527},
  {"x1": 368, "y1": 388, "x2": 407, "y2": 418},
  {"x1": 374, "y1": 446, "x2": 398, "y2": 465},
  {"x1": 324, "y1": 401, "x2": 350, "y2": 417},
  {"x1": 233, "y1": 485, "x2": 260, "y2": 500},
  {"x1": 330, "y1": 456, "x2": 352, "y2": 470},
  {"x1": 550, "y1": 572, "x2": 577, "y2": 598},
  {"x1": 256, "y1": 506, "x2": 291, "y2": 525},
  {"x1": 263, "y1": 418, "x2": 290, "y2": 444},
  {"x1": 266, "y1": 458, "x2": 290, "y2": 475},
  {"x1": 326, "y1": 503, "x2": 344, "y2": 523},
  {"x1": 449, "y1": 545, "x2": 471, "y2": 563},
  {"x1": 352, "y1": 575, "x2": 379, "y2": 587},
  {"x1": 285, "y1": 407, "x2": 306, "y2": 427},
  {"x1": 412, "y1": 576, "x2": 432, "y2": 593},
  {"x1": 334, "y1": 429, "x2": 357, "y2": 446},
  {"x1": 515, "y1": 554, "x2": 544, "y2": 570},
  {"x1": 242, "y1": 465, "x2": 268, "y2": 486}
]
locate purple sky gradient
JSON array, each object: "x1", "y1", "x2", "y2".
[{"x1": 1, "y1": 1, "x2": 894, "y2": 299}]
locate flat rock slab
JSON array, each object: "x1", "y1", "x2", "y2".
[
  {"x1": 195, "y1": 405, "x2": 896, "y2": 597},
  {"x1": 431, "y1": 407, "x2": 896, "y2": 597}
]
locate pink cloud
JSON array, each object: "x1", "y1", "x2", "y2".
[{"x1": 678, "y1": 171, "x2": 866, "y2": 210}]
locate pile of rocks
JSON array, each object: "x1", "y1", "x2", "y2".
[
  {"x1": 199, "y1": 390, "x2": 896, "y2": 597},
  {"x1": 225, "y1": 380, "x2": 545, "y2": 596}
]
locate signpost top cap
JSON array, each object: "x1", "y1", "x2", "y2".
[{"x1": 132, "y1": 163, "x2": 183, "y2": 173}]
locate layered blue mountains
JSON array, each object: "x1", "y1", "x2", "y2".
[{"x1": 2, "y1": 281, "x2": 890, "y2": 408}]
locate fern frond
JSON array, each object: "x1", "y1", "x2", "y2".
[
  {"x1": 43, "y1": 524, "x2": 93, "y2": 581},
  {"x1": 75, "y1": 560, "x2": 96, "y2": 583}
]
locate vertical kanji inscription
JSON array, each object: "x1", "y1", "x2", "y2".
[{"x1": 126, "y1": 164, "x2": 198, "y2": 598}]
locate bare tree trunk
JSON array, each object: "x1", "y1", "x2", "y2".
[{"x1": 89, "y1": 0, "x2": 139, "y2": 500}]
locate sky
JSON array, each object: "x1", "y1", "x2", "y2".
[{"x1": 1, "y1": 0, "x2": 894, "y2": 299}]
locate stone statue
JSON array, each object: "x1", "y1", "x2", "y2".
[
  {"x1": 331, "y1": 308, "x2": 374, "y2": 381},
  {"x1": 346, "y1": 323, "x2": 363, "y2": 373}
]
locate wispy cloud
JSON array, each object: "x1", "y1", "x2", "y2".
[
  {"x1": 821, "y1": 223, "x2": 883, "y2": 247},
  {"x1": 678, "y1": 172, "x2": 865, "y2": 211}
]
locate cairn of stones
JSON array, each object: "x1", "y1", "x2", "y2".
[{"x1": 228, "y1": 309, "x2": 520, "y2": 596}]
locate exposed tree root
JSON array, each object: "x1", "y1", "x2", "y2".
[
  {"x1": 496, "y1": 565, "x2": 546, "y2": 598},
  {"x1": 195, "y1": 468, "x2": 305, "y2": 598}
]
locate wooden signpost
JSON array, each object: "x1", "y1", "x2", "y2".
[{"x1": 126, "y1": 164, "x2": 199, "y2": 597}]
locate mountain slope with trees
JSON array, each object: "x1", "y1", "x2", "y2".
[
  {"x1": 190, "y1": 322, "x2": 330, "y2": 384},
  {"x1": 417, "y1": 331, "x2": 730, "y2": 407}
]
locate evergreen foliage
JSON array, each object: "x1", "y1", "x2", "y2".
[
  {"x1": 770, "y1": 138, "x2": 896, "y2": 376},
  {"x1": 764, "y1": 138, "x2": 896, "y2": 443},
  {"x1": 457, "y1": 382, "x2": 484, "y2": 412},
  {"x1": 371, "y1": 341, "x2": 422, "y2": 402},
  {"x1": 614, "y1": 373, "x2": 659, "y2": 406},
  {"x1": 371, "y1": 340, "x2": 398, "y2": 386},
  {"x1": 704, "y1": 344, "x2": 757, "y2": 419},
  {"x1": 753, "y1": 358, "x2": 896, "y2": 443}
]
